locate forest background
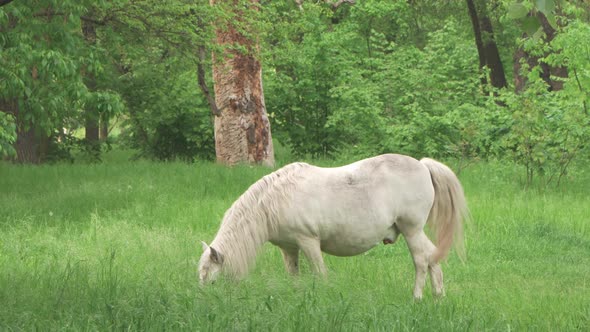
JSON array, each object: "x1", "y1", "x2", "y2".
[{"x1": 1, "y1": 0, "x2": 589, "y2": 185}]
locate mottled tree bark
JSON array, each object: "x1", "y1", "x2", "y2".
[
  {"x1": 210, "y1": 0, "x2": 274, "y2": 167},
  {"x1": 466, "y1": 0, "x2": 507, "y2": 90}
]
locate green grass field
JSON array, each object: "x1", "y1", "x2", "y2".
[{"x1": 1, "y1": 152, "x2": 589, "y2": 331}]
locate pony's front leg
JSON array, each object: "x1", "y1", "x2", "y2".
[
  {"x1": 280, "y1": 247, "x2": 300, "y2": 275},
  {"x1": 297, "y1": 238, "x2": 327, "y2": 276}
]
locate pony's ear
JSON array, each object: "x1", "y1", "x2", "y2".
[
  {"x1": 209, "y1": 246, "x2": 224, "y2": 264},
  {"x1": 201, "y1": 241, "x2": 209, "y2": 252}
]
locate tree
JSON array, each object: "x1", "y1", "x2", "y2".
[
  {"x1": 82, "y1": 9, "x2": 100, "y2": 153},
  {"x1": 466, "y1": 0, "x2": 507, "y2": 90},
  {"x1": 0, "y1": 1, "x2": 124, "y2": 163},
  {"x1": 209, "y1": 0, "x2": 274, "y2": 166},
  {"x1": 1, "y1": 4, "x2": 65, "y2": 163},
  {"x1": 511, "y1": 6, "x2": 568, "y2": 92}
]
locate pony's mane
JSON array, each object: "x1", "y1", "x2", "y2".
[{"x1": 211, "y1": 162, "x2": 310, "y2": 278}]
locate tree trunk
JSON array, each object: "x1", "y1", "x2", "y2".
[
  {"x1": 514, "y1": 11, "x2": 568, "y2": 93},
  {"x1": 99, "y1": 113, "x2": 108, "y2": 141},
  {"x1": 466, "y1": 0, "x2": 487, "y2": 87},
  {"x1": 2, "y1": 99, "x2": 47, "y2": 163},
  {"x1": 15, "y1": 125, "x2": 48, "y2": 164},
  {"x1": 209, "y1": 0, "x2": 274, "y2": 167},
  {"x1": 480, "y1": 16, "x2": 507, "y2": 89},
  {"x1": 82, "y1": 12, "x2": 101, "y2": 147},
  {"x1": 0, "y1": 0, "x2": 16, "y2": 7},
  {"x1": 466, "y1": 0, "x2": 507, "y2": 90},
  {"x1": 85, "y1": 115, "x2": 99, "y2": 141},
  {"x1": 513, "y1": 46, "x2": 527, "y2": 93}
]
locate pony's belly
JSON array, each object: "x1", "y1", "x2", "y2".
[
  {"x1": 319, "y1": 225, "x2": 399, "y2": 256},
  {"x1": 320, "y1": 240, "x2": 379, "y2": 257}
]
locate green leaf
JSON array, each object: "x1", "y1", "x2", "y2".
[
  {"x1": 544, "y1": 12, "x2": 557, "y2": 29},
  {"x1": 522, "y1": 16, "x2": 541, "y2": 36},
  {"x1": 535, "y1": 0, "x2": 555, "y2": 15},
  {"x1": 532, "y1": 27, "x2": 545, "y2": 41},
  {"x1": 508, "y1": 2, "x2": 529, "y2": 19}
]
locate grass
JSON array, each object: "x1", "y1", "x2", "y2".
[{"x1": 1, "y1": 151, "x2": 589, "y2": 331}]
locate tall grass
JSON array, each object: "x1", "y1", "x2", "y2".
[{"x1": 1, "y1": 154, "x2": 589, "y2": 331}]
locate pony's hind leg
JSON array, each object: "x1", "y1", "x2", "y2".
[
  {"x1": 404, "y1": 230, "x2": 437, "y2": 300},
  {"x1": 280, "y1": 247, "x2": 300, "y2": 275},
  {"x1": 297, "y1": 238, "x2": 327, "y2": 276},
  {"x1": 429, "y1": 262, "x2": 444, "y2": 297}
]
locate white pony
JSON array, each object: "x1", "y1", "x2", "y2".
[{"x1": 199, "y1": 154, "x2": 467, "y2": 299}]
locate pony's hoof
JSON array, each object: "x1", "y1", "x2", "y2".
[{"x1": 433, "y1": 291, "x2": 445, "y2": 298}]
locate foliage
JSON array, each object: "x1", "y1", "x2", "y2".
[
  {"x1": 498, "y1": 17, "x2": 590, "y2": 186},
  {"x1": 439, "y1": 100, "x2": 510, "y2": 171},
  {"x1": 100, "y1": 0, "x2": 215, "y2": 161},
  {"x1": 499, "y1": 79, "x2": 583, "y2": 186},
  {"x1": 262, "y1": 0, "x2": 589, "y2": 186},
  {"x1": 119, "y1": 64, "x2": 215, "y2": 161},
  {"x1": 0, "y1": 9, "x2": 84, "y2": 135},
  {"x1": 0, "y1": 1, "x2": 125, "y2": 162},
  {"x1": 0, "y1": 0, "x2": 212, "y2": 162},
  {"x1": 507, "y1": 0, "x2": 559, "y2": 31},
  {"x1": 0, "y1": 0, "x2": 589, "y2": 183},
  {"x1": 376, "y1": 19, "x2": 484, "y2": 159},
  {"x1": 263, "y1": 3, "x2": 480, "y2": 159},
  {"x1": 546, "y1": 20, "x2": 590, "y2": 116},
  {"x1": 263, "y1": 3, "x2": 355, "y2": 157},
  {"x1": 0, "y1": 111, "x2": 16, "y2": 158}
]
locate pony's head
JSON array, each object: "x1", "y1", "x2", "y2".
[{"x1": 198, "y1": 241, "x2": 224, "y2": 284}]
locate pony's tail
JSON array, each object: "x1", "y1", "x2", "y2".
[{"x1": 420, "y1": 158, "x2": 468, "y2": 264}]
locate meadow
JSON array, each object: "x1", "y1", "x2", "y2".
[{"x1": 1, "y1": 151, "x2": 589, "y2": 331}]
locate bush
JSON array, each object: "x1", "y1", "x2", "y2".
[
  {"x1": 500, "y1": 76, "x2": 589, "y2": 186},
  {"x1": 118, "y1": 64, "x2": 215, "y2": 162}
]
